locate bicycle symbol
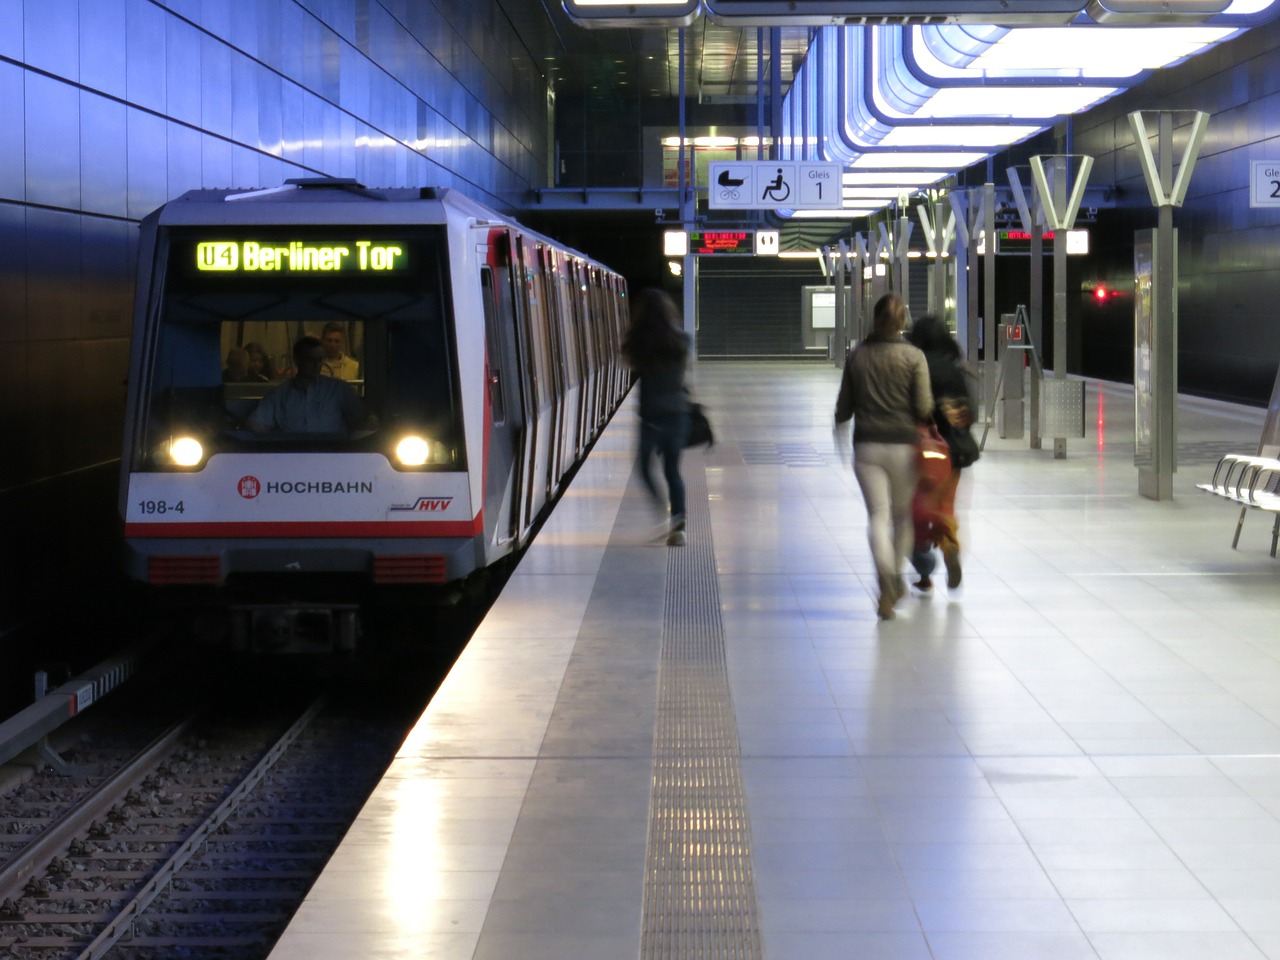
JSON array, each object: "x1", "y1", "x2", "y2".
[{"x1": 762, "y1": 168, "x2": 790, "y2": 203}]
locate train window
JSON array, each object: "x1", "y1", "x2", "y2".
[
  {"x1": 524, "y1": 253, "x2": 553, "y2": 409},
  {"x1": 480, "y1": 266, "x2": 507, "y2": 424},
  {"x1": 138, "y1": 227, "x2": 462, "y2": 469}
]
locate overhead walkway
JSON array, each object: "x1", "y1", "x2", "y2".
[{"x1": 269, "y1": 361, "x2": 1280, "y2": 960}]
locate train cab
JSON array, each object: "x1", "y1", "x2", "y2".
[{"x1": 119, "y1": 180, "x2": 628, "y2": 653}]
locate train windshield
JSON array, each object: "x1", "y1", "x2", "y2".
[{"x1": 139, "y1": 226, "x2": 461, "y2": 470}]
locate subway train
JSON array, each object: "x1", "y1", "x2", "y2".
[{"x1": 119, "y1": 178, "x2": 630, "y2": 652}]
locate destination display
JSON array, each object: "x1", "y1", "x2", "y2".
[
  {"x1": 689, "y1": 230, "x2": 754, "y2": 255},
  {"x1": 194, "y1": 239, "x2": 410, "y2": 273},
  {"x1": 995, "y1": 229, "x2": 1089, "y2": 255}
]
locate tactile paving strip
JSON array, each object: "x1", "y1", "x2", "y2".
[
  {"x1": 640, "y1": 467, "x2": 764, "y2": 960},
  {"x1": 739, "y1": 440, "x2": 838, "y2": 467}
]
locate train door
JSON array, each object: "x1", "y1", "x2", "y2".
[
  {"x1": 552, "y1": 253, "x2": 583, "y2": 471},
  {"x1": 573, "y1": 263, "x2": 596, "y2": 451},
  {"x1": 480, "y1": 228, "x2": 524, "y2": 549},
  {"x1": 539, "y1": 245, "x2": 568, "y2": 493},
  {"x1": 516, "y1": 237, "x2": 554, "y2": 529}
]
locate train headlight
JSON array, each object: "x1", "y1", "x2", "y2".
[
  {"x1": 169, "y1": 436, "x2": 205, "y2": 467},
  {"x1": 394, "y1": 435, "x2": 431, "y2": 467}
]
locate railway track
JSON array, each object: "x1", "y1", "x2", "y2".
[{"x1": 0, "y1": 658, "x2": 422, "y2": 959}]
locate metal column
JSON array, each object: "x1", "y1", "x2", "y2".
[
  {"x1": 982, "y1": 182, "x2": 996, "y2": 428},
  {"x1": 1129, "y1": 110, "x2": 1210, "y2": 500},
  {"x1": 1030, "y1": 154, "x2": 1093, "y2": 459}
]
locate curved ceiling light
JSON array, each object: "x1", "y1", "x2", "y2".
[{"x1": 775, "y1": 2, "x2": 1279, "y2": 218}]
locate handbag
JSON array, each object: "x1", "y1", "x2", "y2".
[
  {"x1": 685, "y1": 402, "x2": 715, "y2": 449},
  {"x1": 916, "y1": 422, "x2": 952, "y2": 489},
  {"x1": 947, "y1": 424, "x2": 981, "y2": 469},
  {"x1": 937, "y1": 395, "x2": 980, "y2": 468}
]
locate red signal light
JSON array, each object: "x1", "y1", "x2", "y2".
[{"x1": 1094, "y1": 285, "x2": 1109, "y2": 302}]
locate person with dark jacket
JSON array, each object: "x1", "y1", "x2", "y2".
[
  {"x1": 835, "y1": 293, "x2": 934, "y2": 619},
  {"x1": 623, "y1": 288, "x2": 692, "y2": 546},
  {"x1": 906, "y1": 314, "x2": 976, "y2": 592}
]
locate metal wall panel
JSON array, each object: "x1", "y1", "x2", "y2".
[
  {"x1": 0, "y1": 205, "x2": 26, "y2": 341},
  {"x1": 80, "y1": 218, "x2": 133, "y2": 341},
  {"x1": 166, "y1": 18, "x2": 203, "y2": 126},
  {"x1": 80, "y1": 0, "x2": 127, "y2": 98},
  {"x1": 257, "y1": 70, "x2": 284, "y2": 157},
  {"x1": 202, "y1": 133, "x2": 235, "y2": 188},
  {"x1": 200, "y1": 35, "x2": 233, "y2": 132},
  {"x1": 25, "y1": 74, "x2": 80, "y2": 209},
  {"x1": 0, "y1": 341, "x2": 24, "y2": 466},
  {"x1": 0, "y1": 62, "x2": 24, "y2": 200},
  {"x1": 125, "y1": 0, "x2": 166, "y2": 114},
  {"x1": 0, "y1": 0, "x2": 20, "y2": 61},
  {"x1": 80, "y1": 94, "x2": 129, "y2": 218},
  {"x1": 26, "y1": 208, "x2": 82, "y2": 341},
  {"x1": 25, "y1": 0, "x2": 78, "y2": 80},
  {"x1": 125, "y1": 110, "x2": 167, "y2": 220},
  {"x1": 167, "y1": 122, "x2": 202, "y2": 199}
]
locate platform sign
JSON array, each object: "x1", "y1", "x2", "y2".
[
  {"x1": 709, "y1": 161, "x2": 841, "y2": 210},
  {"x1": 1251, "y1": 161, "x2": 1280, "y2": 208},
  {"x1": 755, "y1": 229, "x2": 780, "y2": 255}
]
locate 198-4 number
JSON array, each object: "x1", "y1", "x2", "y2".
[{"x1": 138, "y1": 500, "x2": 184, "y2": 515}]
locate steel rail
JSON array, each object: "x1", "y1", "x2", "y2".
[
  {"x1": 0, "y1": 716, "x2": 196, "y2": 904},
  {"x1": 74, "y1": 697, "x2": 327, "y2": 960}
]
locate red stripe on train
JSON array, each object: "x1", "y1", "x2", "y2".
[{"x1": 124, "y1": 518, "x2": 482, "y2": 538}]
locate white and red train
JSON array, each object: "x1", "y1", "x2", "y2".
[{"x1": 119, "y1": 178, "x2": 629, "y2": 652}]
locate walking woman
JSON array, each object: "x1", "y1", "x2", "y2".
[
  {"x1": 834, "y1": 293, "x2": 934, "y2": 619},
  {"x1": 623, "y1": 288, "x2": 692, "y2": 546},
  {"x1": 907, "y1": 314, "x2": 977, "y2": 592}
]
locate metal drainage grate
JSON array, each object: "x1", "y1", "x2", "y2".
[{"x1": 641, "y1": 467, "x2": 763, "y2": 960}]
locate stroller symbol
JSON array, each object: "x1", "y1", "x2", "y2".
[
  {"x1": 762, "y1": 168, "x2": 790, "y2": 203},
  {"x1": 717, "y1": 168, "x2": 745, "y2": 201}
]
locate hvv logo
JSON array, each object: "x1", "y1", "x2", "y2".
[{"x1": 390, "y1": 497, "x2": 454, "y2": 512}]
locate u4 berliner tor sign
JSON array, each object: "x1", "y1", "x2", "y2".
[{"x1": 709, "y1": 162, "x2": 842, "y2": 210}]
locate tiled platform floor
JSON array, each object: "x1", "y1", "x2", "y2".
[{"x1": 270, "y1": 362, "x2": 1280, "y2": 960}]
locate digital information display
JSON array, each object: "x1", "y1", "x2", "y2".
[
  {"x1": 995, "y1": 229, "x2": 1089, "y2": 255},
  {"x1": 195, "y1": 239, "x2": 408, "y2": 273},
  {"x1": 689, "y1": 230, "x2": 754, "y2": 255}
]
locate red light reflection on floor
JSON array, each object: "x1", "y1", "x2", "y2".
[{"x1": 1096, "y1": 388, "x2": 1106, "y2": 453}]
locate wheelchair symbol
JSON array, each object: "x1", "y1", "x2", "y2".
[
  {"x1": 762, "y1": 168, "x2": 790, "y2": 203},
  {"x1": 718, "y1": 169, "x2": 745, "y2": 201}
]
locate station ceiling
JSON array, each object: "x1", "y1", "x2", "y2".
[
  {"x1": 514, "y1": 1, "x2": 811, "y2": 102},
  {"x1": 515, "y1": 1, "x2": 1277, "y2": 223}
]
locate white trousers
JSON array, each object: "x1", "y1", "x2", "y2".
[{"x1": 852, "y1": 441, "x2": 918, "y2": 583}]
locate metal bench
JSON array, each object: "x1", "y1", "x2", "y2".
[{"x1": 1197, "y1": 451, "x2": 1280, "y2": 556}]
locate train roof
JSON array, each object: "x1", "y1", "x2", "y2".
[{"x1": 151, "y1": 179, "x2": 497, "y2": 227}]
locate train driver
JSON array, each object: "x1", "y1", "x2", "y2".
[
  {"x1": 320, "y1": 322, "x2": 360, "y2": 380},
  {"x1": 246, "y1": 336, "x2": 376, "y2": 434}
]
